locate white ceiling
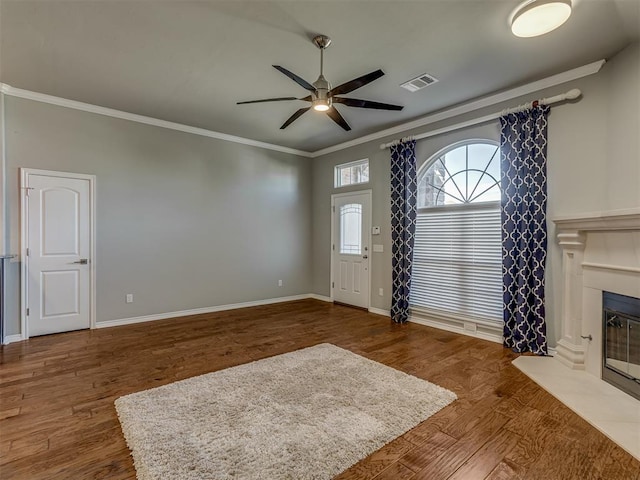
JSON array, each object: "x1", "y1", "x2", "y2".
[{"x1": 1, "y1": 0, "x2": 638, "y2": 152}]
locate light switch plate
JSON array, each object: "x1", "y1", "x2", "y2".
[{"x1": 373, "y1": 244, "x2": 384, "y2": 253}]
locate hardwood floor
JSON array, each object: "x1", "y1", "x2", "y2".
[{"x1": 1, "y1": 299, "x2": 638, "y2": 479}]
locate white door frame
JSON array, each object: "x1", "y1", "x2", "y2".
[
  {"x1": 20, "y1": 168, "x2": 96, "y2": 339},
  {"x1": 330, "y1": 189, "x2": 372, "y2": 309}
]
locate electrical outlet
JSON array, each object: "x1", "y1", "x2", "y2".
[
  {"x1": 126, "y1": 294, "x2": 133, "y2": 304},
  {"x1": 278, "y1": 280, "x2": 283, "y2": 287},
  {"x1": 378, "y1": 288, "x2": 384, "y2": 296}
]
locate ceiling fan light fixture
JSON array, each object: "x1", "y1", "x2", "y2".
[
  {"x1": 312, "y1": 97, "x2": 331, "y2": 112},
  {"x1": 511, "y1": 0, "x2": 572, "y2": 38}
]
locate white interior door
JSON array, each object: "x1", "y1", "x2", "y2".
[
  {"x1": 332, "y1": 191, "x2": 371, "y2": 308},
  {"x1": 23, "y1": 170, "x2": 93, "y2": 336}
]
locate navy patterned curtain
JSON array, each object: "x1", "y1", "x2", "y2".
[
  {"x1": 390, "y1": 139, "x2": 417, "y2": 324},
  {"x1": 500, "y1": 106, "x2": 549, "y2": 355}
]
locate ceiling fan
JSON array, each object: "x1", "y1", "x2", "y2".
[{"x1": 237, "y1": 35, "x2": 403, "y2": 131}]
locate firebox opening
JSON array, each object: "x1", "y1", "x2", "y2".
[{"x1": 603, "y1": 291, "x2": 640, "y2": 401}]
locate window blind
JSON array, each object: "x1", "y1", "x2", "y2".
[{"x1": 411, "y1": 203, "x2": 503, "y2": 324}]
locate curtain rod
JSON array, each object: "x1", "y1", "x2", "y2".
[{"x1": 379, "y1": 88, "x2": 581, "y2": 150}]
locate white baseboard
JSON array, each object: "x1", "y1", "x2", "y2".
[
  {"x1": 3, "y1": 295, "x2": 517, "y2": 350},
  {"x1": 409, "y1": 315, "x2": 503, "y2": 344},
  {"x1": 2, "y1": 334, "x2": 24, "y2": 345},
  {"x1": 308, "y1": 294, "x2": 333, "y2": 303},
  {"x1": 96, "y1": 294, "x2": 316, "y2": 329},
  {"x1": 368, "y1": 307, "x2": 390, "y2": 317}
]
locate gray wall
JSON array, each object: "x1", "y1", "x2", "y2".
[
  {"x1": 3, "y1": 97, "x2": 312, "y2": 335},
  {"x1": 312, "y1": 41, "x2": 640, "y2": 347},
  {"x1": 606, "y1": 42, "x2": 640, "y2": 210}
]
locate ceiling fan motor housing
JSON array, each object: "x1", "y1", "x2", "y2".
[{"x1": 313, "y1": 74, "x2": 331, "y2": 100}]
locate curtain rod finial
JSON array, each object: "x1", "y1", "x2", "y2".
[{"x1": 565, "y1": 89, "x2": 581, "y2": 100}]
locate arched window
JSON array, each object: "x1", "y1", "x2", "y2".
[
  {"x1": 412, "y1": 140, "x2": 503, "y2": 326},
  {"x1": 418, "y1": 141, "x2": 501, "y2": 207}
]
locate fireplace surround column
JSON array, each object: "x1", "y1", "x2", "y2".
[{"x1": 555, "y1": 231, "x2": 587, "y2": 369}]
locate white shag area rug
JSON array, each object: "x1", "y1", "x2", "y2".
[{"x1": 115, "y1": 343, "x2": 457, "y2": 480}]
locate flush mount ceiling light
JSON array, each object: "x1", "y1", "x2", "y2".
[{"x1": 511, "y1": 0, "x2": 572, "y2": 38}]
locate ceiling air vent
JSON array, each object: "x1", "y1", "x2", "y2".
[{"x1": 400, "y1": 73, "x2": 439, "y2": 92}]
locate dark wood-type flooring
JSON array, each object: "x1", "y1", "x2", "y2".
[{"x1": 1, "y1": 299, "x2": 639, "y2": 479}]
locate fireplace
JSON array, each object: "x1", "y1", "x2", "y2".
[
  {"x1": 553, "y1": 208, "x2": 640, "y2": 378},
  {"x1": 603, "y1": 291, "x2": 640, "y2": 400}
]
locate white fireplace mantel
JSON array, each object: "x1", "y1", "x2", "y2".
[
  {"x1": 554, "y1": 208, "x2": 640, "y2": 370},
  {"x1": 554, "y1": 207, "x2": 640, "y2": 232}
]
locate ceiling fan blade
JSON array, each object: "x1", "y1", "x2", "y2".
[
  {"x1": 280, "y1": 107, "x2": 311, "y2": 129},
  {"x1": 333, "y1": 97, "x2": 403, "y2": 111},
  {"x1": 326, "y1": 107, "x2": 351, "y2": 131},
  {"x1": 329, "y1": 69, "x2": 385, "y2": 96},
  {"x1": 273, "y1": 65, "x2": 316, "y2": 92},
  {"x1": 237, "y1": 97, "x2": 298, "y2": 105}
]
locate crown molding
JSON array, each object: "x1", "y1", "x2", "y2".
[
  {"x1": 309, "y1": 59, "x2": 606, "y2": 158},
  {"x1": 0, "y1": 58, "x2": 605, "y2": 159},
  {"x1": 0, "y1": 83, "x2": 313, "y2": 158}
]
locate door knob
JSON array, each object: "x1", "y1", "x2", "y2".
[
  {"x1": 72, "y1": 259, "x2": 88, "y2": 264},
  {"x1": 362, "y1": 255, "x2": 368, "y2": 259}
]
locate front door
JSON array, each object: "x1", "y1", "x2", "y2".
[
  {"x1": 332, "y1": 191, "x2": 371, "y2": 308},
  {"x1": 23, "y1": 170, "x2": 93, "y2": 336}
]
